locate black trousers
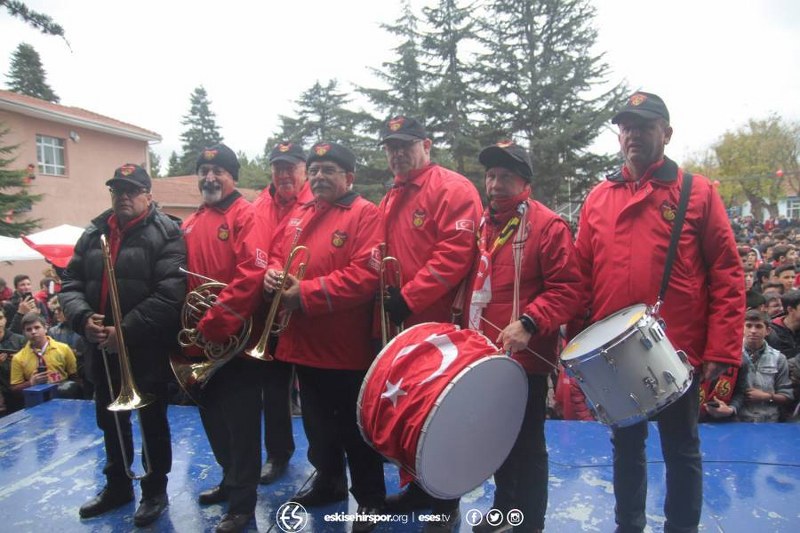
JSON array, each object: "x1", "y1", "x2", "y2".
[
  {"x1": 492, "y1": 373, "x2": 548, "y2": 532},
  {"x1": 94, "y1": 371, "x2": 171, "y2": 498},
  {"x1": 295, "y1": 364, "x2": 385, "y2": 507},
  {"x1": 262, "y1": 357, "x2": 296, "y2": 462},
  {"x1": 199, "y1": 356, "x2": 263, "y2": 514},
  {"x1": 612, "y1": 375, "x2": 702, "y2": 533}
]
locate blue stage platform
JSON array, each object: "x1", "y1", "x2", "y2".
[{"x1": 0, "y1": 399, "x2": 798, "y2": 532}]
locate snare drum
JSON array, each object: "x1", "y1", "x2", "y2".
[
  {"x1": 358, "y1": 322, "x2": 528, "y2": 499},
  {"x1": 561, "y1": 304, "x2": 693, "y2": 428}
]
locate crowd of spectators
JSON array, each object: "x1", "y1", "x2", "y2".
[{"x1": 0, "y1": 269, "x2": 88, "y2": 416}]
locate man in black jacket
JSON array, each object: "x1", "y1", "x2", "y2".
[
  {"x1": 60, "y1": 164, "x2": 186, "y2": 527},
  {"x1": 767, "y1": 290, "x2": 800, "y2": 360}
]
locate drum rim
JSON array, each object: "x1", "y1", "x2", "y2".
[
  {"x1": 414, "y1": 354, "x2": 527, "y2": 499},
  {"x1": 561, "y1": 303, "x2": 651, "y2": 363}
]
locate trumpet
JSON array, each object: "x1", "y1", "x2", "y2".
[
  {"x1": 98, "y1": 234, "x2": 153, "y2": 480},
  {"x1": 171, "y1": 268, "x2": 253, "y2": 405},
  {"x1": 379, "y1": 243, "x2": 404, "y2": 347},
  {"x1": 247, "y1": 245, "x2": 310, "y2": 361}
]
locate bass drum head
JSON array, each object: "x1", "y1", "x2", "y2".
[
  {"x1": 562, "y1": 304, "x2": 647, "y2": 362},
  {"x1": 415, "y1": 356, "x2": 528, "y2": 499}
]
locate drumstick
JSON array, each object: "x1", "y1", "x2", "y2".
[{"x1": 479, "y1": 316, "x2": 559, "y2": 371}]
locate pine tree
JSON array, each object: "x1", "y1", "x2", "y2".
[
  {"x1": 0, "y1": 1, "x2": 67, "y2": 42},
  {"x1": 166, "y1": 151, "x2": 182, "y2": 176},
  {"x1": 275, "y1": 80, "x2": 389, "y2": 203},
  {"x1": 475, "y1": 0, "x2": 626, "y2": 206},
  {"x1": 419, "y1": 0, "x2": 481, "y2": 177},
  {"x1": 0, "y1": 123, "x2": 40, "y2": 236},
  {"x1": 237, "y1": 151, "x2": 269, "y2": 191},
  {"x1": 148, "y1": 148, "x2": 162, "y2": 178},
  {"x1": 359, "y1": 0, "x2": 427, "y2": 120},
  {"x1": 5, "y1": 42, "x2": 60, "y2": 102},
  {"x1": 178, "y1": 86, "x2": 223, "y2": 175}
]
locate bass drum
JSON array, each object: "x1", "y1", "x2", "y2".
[{"x1": 358, "y1": 322, "x2": 528, "y2": 499}]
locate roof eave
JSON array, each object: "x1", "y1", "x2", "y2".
[{"x1": 0, "y1": 98, "x2": 162, "y2": 143}]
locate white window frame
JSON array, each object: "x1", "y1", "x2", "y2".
[
  {"x1": 36, "y1": 134, "x2": 66, "y2": 176},
  {"x1": 786, "y1": 198, "x2": 800, "y2": 220}
]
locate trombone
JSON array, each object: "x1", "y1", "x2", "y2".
[
  {"x1": 247, "y1": 245, "x2": 310, "y2": 361},
  {"x1": 379, "y1": 243, "x2": 404, "y2": 347},
  {"x1": 98, "y1": 234, "x2": 153, "y2": 480}
]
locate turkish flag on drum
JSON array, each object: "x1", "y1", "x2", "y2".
[{"x1": 358, "y1": 322, "x2": 501, "y2": 486}]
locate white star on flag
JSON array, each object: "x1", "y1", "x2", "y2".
[{"x1": 381, "y1": 379, "x2": 407, "y2": 407}]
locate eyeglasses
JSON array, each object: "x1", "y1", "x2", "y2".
[
  {"x1": 307, "y1": 165, "x2": 344, "y2": 177},
  {"x1": 109, "y1": 187, "x2": 148, "y2": 197},
  {"x1": 198, "y1": 165, "x2": 226, "y2": 178},
  {"x1": 383, "y1": 140, "x2": 421, "y2": 153}
]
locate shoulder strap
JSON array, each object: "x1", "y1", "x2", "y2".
[{"x1": 658, "y1": 172, "x2": 693, "y2": 304}]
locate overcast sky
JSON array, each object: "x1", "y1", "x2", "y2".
[{"x1": 1, "y1": 0, "x2": 798, "y2": 171}]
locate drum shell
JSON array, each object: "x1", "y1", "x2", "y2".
[
  {"x1": 358, "y1": 322, "x2": 528, "y2": 499},
  {"x1": 561, "y1": 305, "x2": 693, "y2": 428}
]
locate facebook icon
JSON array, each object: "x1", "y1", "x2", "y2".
[{"x1": 465, "y1": 509, "x2": 484, "y2": 527}]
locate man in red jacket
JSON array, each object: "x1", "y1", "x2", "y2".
[
  {"x1": 467, "y1": 141, "x2": 582, "y2": 533},
  {"x1": 252, "y1": 141, "x2": 314, "y2": 486},
  {"x1": 184, "y1": 143, "x2": 264, "y2": 533},
  {"x1": 574, "y1": 92, "x2": 744, "y2": 533},
  {"x1": 264, "y1": 142, "x2": 385, "y2": 532},
  {"x1": 378, "y1": 115, "x2": 481, "y2": 532}
]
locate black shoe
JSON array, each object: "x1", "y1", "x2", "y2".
[
  {"x1": 79, "y1": 486, "x2": 134, "y2": 518},
  {"x1": 259, "y1": 457, "x2": 290, "y2": 485},
  {"x1": 384, "y1": 483, "x2": 432, "y2": 513},
  {"x1": 199, "y1": 484, "x2": 228, "y2": 505},
  {"x1": 290, "y1": 474, "x2": 348, "y2": 507},
  {"x1": 424, "y1": 506, "x2": 460, "y2": 532},
  {"x1": 133, "y1": 493, "x2": 168, "y2": 527},
  {"x1": 352, "y1": 504, "x2": 383, "y2": 533},
  {"x1": 215, "y1": 512, "x2": 254, "y2": 533}
]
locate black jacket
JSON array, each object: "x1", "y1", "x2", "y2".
[
  {"x1": 767, "y1": 317, "x2": 800, "y2": 361},
  {"x1": 59, "y1": 206, "x2": 186, "y2": 385}
]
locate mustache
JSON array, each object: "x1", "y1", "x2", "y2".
[{"x1": 200, "y1": 181, "x2": 222, "y2": 192}]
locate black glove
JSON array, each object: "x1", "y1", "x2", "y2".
[{"x1": 385, "y1": 286, "x2": 412, "y2": 326}]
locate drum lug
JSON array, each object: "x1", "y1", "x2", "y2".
[
  {"x1": 676, "y1": 350, "x2": 688, "y2": 364},
  {"x1": 639, "y1": 336, "x2": 653, "y2": 350},
  {"x1": 649, "y1": 321, "x2": 666, "y2": 342},
  {"x1": 663, "y1": 370, "x2": 677, "y2": 387},
  {"x1": 601, "y1": 349, "x2": 616, "y2": 368},
  {"x1": 643, "y1": 367, "x2": 661, "y2": 395}
]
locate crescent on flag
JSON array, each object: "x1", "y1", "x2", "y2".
[{"x1": 419, "y1": 333, "x2": 459, "y2": 385}]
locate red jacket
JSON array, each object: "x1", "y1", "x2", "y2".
[
  {"x1": 468, "y1": 199, "x2": 582, "y2": 374},
  {"x1": 252, "y1": 181, "x2": 314, "y2": 229},
  {"x1": 574, "y1": 158, "x2": 745, "y2": 368},
  {"x1": 182, "y1": 192, "x2": 265, "y2": 344},
  {"x1": 379, "y1": 163, "x2": 481, "y2": 324},
  {"x1": 270, "y1": 192, "x2": 382, "y2": 370}
]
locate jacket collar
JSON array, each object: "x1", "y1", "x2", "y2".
[
  {"x1": 606, "y1": 157, "x2": 680, "y2": 185},
  {"x1": 302, "y1": 190, "x2": 360, "y2": 210}
]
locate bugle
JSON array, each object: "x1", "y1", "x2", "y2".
[
  {"x1": 247, "y1": 245, "x2": 310, "y2": 361},
  {"x1": 171, "y1": 268, "x2": 253, "y2": 405},
  {"x1": 379, "y1": 243, "x2": 404, "y2": 347},
  {"x1": 98, "y1": 234, "x2": 153, "y2": 480}
]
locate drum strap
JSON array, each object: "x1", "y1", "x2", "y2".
[{"x1": 658, "y1": 172, "x2": 693, "y2": 304}]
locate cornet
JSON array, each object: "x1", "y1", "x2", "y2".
[
  {"x1": 247, "y1": 245, "x2": 310, "y2": 361},
  {"x1": 379, "y1": 243, "x2": 404, "y2": 347}
]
